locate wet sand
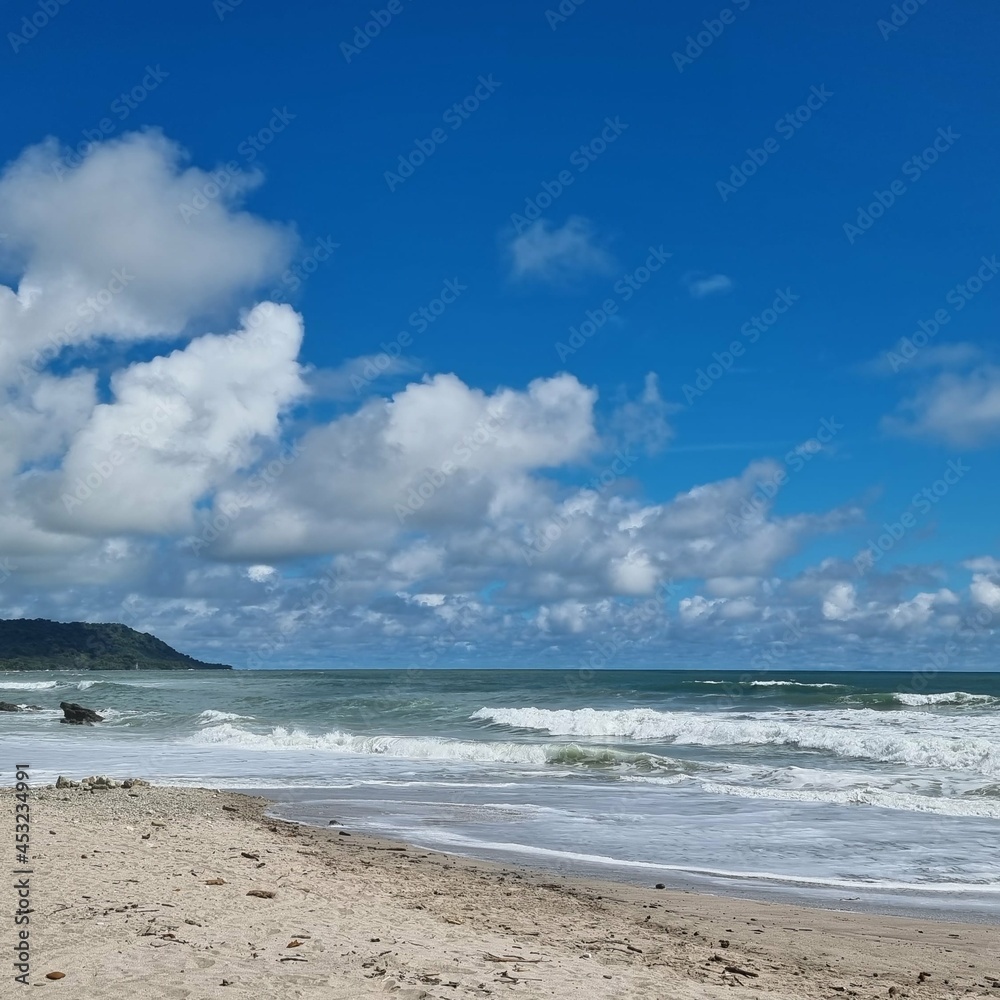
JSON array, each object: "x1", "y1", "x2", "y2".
[{"x1": 4, "y1": 781, "x2": 998, "y2": 998}]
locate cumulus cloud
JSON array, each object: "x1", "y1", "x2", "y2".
[
  {"x1": 965, "y1": 556, "x2": 1000, "y2": 574},
  {"x1": 35, "y1": 303, "x2": 306, "y2": 536},
  {"x1": 507, "y1": 216, "x2": 615, "y2": 284},
  {"x1": 1, "y1": 129, "x2": 994, "y2": 668},
  {"x1": 0, "y1": 131, "x2": 294, "y2": 381},
  {"x1": 970, "y1": 573, "x2": 1000, "y2": 612},
  {"x1": 204, "y1": 371, "x2": 599, "y2": 559},
  {"x1": 0, "y1": 131, "x2": 299, "y2": 582},
  {"x1": 883, "y1": 364, "x2": 1000, "y2": 446}
]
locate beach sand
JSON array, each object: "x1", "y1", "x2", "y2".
[{"x1": 4, "y1": 782, "x2": 998, "y2": 999}]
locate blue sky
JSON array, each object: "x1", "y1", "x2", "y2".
[{"x1": 0, "y1": 0, "x2": 998, "y2": 668}]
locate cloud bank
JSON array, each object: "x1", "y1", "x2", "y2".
[{"x1": 0, "y1": 132, "x2": 995, "y2": 669}]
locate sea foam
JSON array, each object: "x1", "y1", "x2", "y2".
[
  {"x1": 189, "y1": 722, "x2": 694, "y2": 772},
  {"x1": 471, "y1": 706, "x2": 1000, "y2": 776}
]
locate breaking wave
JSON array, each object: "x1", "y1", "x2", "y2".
[
  {"x1": 198, "y1": 709, "x2": 252, "y2": 723},
  {"x1": 188, "y1": 723, "x2": 697, "y2": 773},
  {"x1": 696, "y1": 680, "x2": 844, "y2": 689},
  {"x1": 893, "y1": 691, "x2": 998, "y2": 707},
  {"x1": 471, "y1": 706, "x2": 1000, "y2": 776}
]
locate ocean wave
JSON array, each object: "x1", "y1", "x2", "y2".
[
  {"x1": 620, "y1": 775, "x2": 1000, "y2": 819},
  {"x1": 0, "y1": 680, "x2": 59, "y2": 690},
  {"x1": 695, "y1": 680, "x2": 845, "y2": 689},
  {"x1": 893, "y1": 691, "x2": 998, "y2": 707},
  {"x1": 198, "y1": 709, "x2": 253, "y2": 723},
  {"x1": 188, "y1": 723, "x2": 697, "y2": 772},
  {"x1": 471, "y1": 706, "x2": 1000, "y2": 776},
  {"x1": 94, "y1": 707, "x2": 130, "y2": 722}
]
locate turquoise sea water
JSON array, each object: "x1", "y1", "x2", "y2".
[{"x1": 4, "y1": 668, "x2": 1000, "y2": 917}]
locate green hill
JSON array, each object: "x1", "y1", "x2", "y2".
[{"x1": 0, "y1": 619, "x2": 232, "y2": 671}]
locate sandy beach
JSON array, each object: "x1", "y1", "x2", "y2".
[{"x1": 3, "y1": 781, "x2": 997, "y2": 999}]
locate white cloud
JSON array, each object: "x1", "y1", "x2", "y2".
[
  {"x1": 205, "y1": 371, "x2": 599, "y2": 559},
  {"x1": 822, "y1": 582, "x2": 856, "y2": 621},
  {"x1": 507, "y1": 216, "x2": 615, "y2": 283},
  {"x1": 305, "y1": 353, "x2": 423, "y2": 400},
  {"x1": 883, "y1": 364, "x2": 1000, "y2": 446},
  {"x1": 684, "y1": 273, "x2": 733, "y2": 298},
  {"x1": 965, "y1": 556, "x2": 1000, "y2": 573},
  {"x1": 2, "y1": 130, "x2": 995, "y2": 668},
  {"x1": 37, "y1": 302, "x2": 306, "y2": 535},
  {"x1": 609, "y1": 549, "x2": 658, "y2": 595},
  {"x1": 862, "y1": 341, "x2": 985, "y2": 376},
  {"x1": 608, "y1": 373, "x2": 676, "y2": 455},
  {"x1": 0, "y1": 131, "x2": 294, "y2": 382},
  {"x1": 704, "y1": 576, "x2": 763, "y2": 598},
  {"x1": 970, "y1": 573, "x2": 1000, "y2": 612}
]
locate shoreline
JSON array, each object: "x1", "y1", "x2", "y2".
[
  {"x1": 256, "y1": 785, "x2": 1000, "y2": 927},
  {"x1": 4, "y1": 781, "x2": 998, "y2": 998}
]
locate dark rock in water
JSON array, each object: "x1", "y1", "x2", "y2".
[
  {"x1": 59, "y1": 701, "x2": 104, "y2": 725},
  {"x1": 0, "y1": 701, "x2": 22, "y2": 712}
]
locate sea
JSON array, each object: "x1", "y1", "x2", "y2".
[{"x1": 4, "y1": 668, "x2": 1000, "y2": 919}]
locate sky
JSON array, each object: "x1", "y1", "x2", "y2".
[{"x1": 0, "y1": 0, "x2": 998, "y2": 670}]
